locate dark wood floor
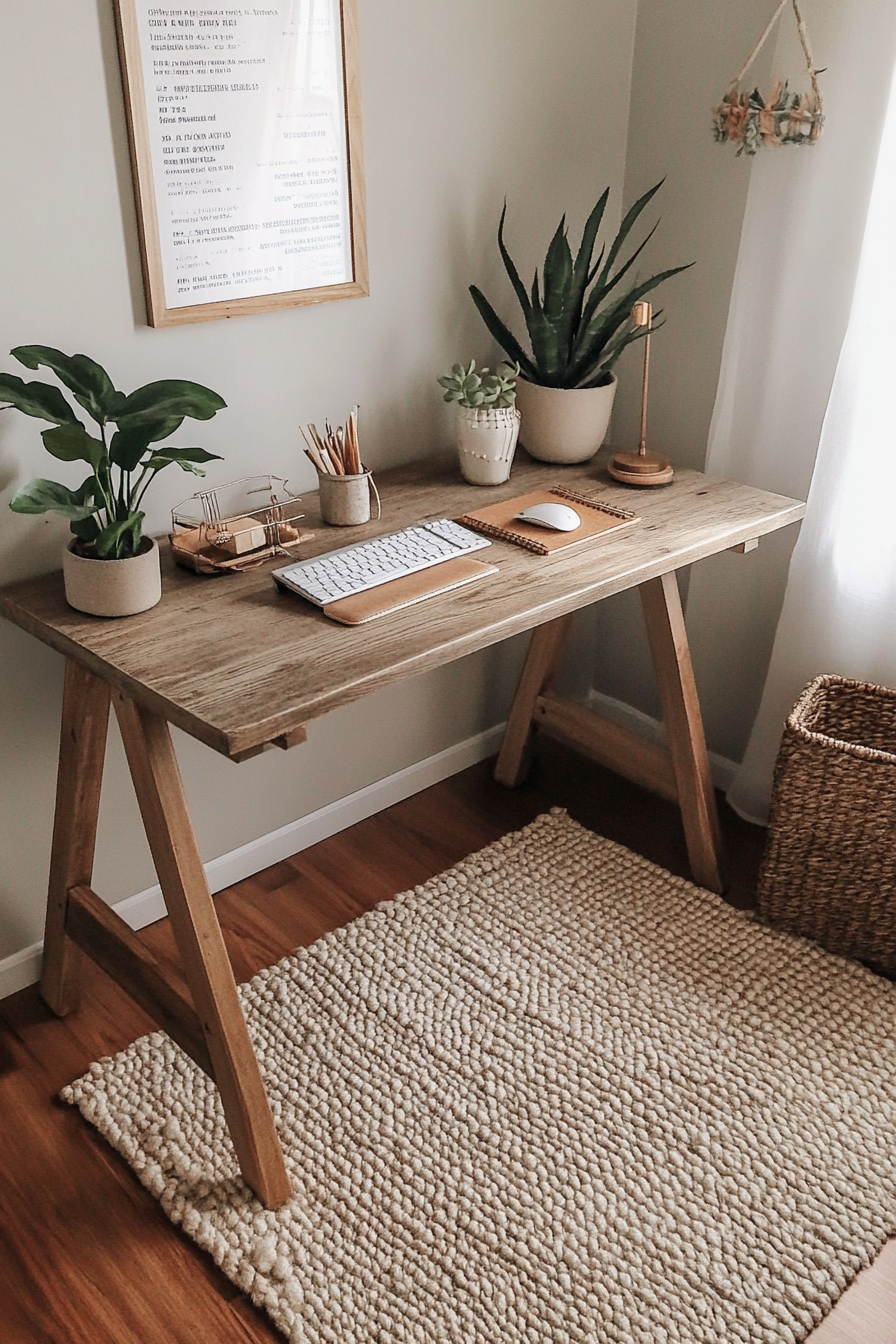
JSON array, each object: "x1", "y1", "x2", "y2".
[{"x1": 1, "y1": 739, "x2": 893, "y2": 1343}]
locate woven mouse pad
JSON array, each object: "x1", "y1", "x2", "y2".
[{"x1": 64, "y1": 811, "x2": 896, "y2": 1343}]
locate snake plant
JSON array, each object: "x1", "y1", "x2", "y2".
[{"x1": 469, "y1": 180, "x2": 691, "y2": 389}]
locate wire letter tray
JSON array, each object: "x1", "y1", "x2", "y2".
[{"x1": 170, "y1": 475, "x2": 311, "y2": 574}]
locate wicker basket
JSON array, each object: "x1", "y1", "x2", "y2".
[{"x1": 757, "y1": 675, "x2": 896, "y2": 974}]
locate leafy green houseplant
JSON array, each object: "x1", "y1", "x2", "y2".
[
  {"x1": 437, "y1": 360, "x2": 521, "y2": 486},
  {"x1": 469, "y1": 181, "x2": 691, "y2": 463},
  {"x1": 2, "y1": 346, "x2": 226, "y2": 615}
]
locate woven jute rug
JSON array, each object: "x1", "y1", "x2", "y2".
[{"x1": 64, "y1": 811, "x2": 896, "y2": 1343}]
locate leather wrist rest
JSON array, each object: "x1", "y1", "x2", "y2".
[{"x1": 323, "y1": 557, "x2": 499, "y2": 625}]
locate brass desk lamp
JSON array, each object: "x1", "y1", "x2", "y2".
[{"x1": 609, "y1": 302, "x2": 674, "y2": 487}]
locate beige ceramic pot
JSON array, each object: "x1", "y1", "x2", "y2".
[
  {"x1": 456, "y1": 406, "x2": 521, "y2": 486},
  {"x1": 515, "y1": 375, "x2": 617, "y2": 464},
  {"x1": 63, "y1": 537, "x2": 162, "y2": 617}
]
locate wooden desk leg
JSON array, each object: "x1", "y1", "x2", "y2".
[
  {"x1": 41, "y1": 661, "x2": 111, "y2": 1016},
  {"x1": 640, "y1": 573, "x2": 726, "y2": 894},
  {"x1": 113, "y1": 693, "x2": 292, "y2": 1210},
  {"x1": 495, "y1": 614, "x2": 574, "y2": 787}
]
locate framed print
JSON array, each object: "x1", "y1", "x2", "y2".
[{"x1": 113, "y1": 0, "x2": 368, "y2": 327}]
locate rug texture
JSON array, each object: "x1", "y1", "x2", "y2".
[{"x1": 64, "y1": 810, "x2": 896, "y2": 1343}]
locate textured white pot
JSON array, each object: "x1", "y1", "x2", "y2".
[
  {"x1": 515, "y1": 375, "x2": 617, "y2": 464},
  {"x1": 456, "y1": 406, "x2": 521, "y2": 486},
  {"x1": 63, "y1": 537, "x2": 162, "y2": 617}
]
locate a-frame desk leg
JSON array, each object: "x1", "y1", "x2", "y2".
[
  {"x1": 494, "y1": 614, "x2": 574, "y2": 787},
  {"x1": 495, "y1": 575, "x2": 726, "y2": 895},
  {"x1": 41, "y1": 659, "x2": 291, "y2": 1209},
  {"x1": 639, "y1": 573, "x2": 725, "y2": 894},
  {"x1": 41, "y1": 661, "x2": 111, "y2": 1016},
  {"x1": 112, "y1": 693, "x2": 292, "y2": 1209}
]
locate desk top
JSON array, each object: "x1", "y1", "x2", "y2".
[{"x1": 0, "y1": 450, "x2": 804, "y2": 759}]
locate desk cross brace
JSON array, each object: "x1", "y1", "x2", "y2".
[{"x1": 495, "y1": 571, "x2": 726, "y2": 895}]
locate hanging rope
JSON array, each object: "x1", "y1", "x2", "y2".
[{"x1": 714, "y1": 0, "x2": 824, "y2": 156}]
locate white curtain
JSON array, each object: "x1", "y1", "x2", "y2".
[
  {"x1": 684, "y1": 0, "x2": 896, "y2": 822},
  {"x1": 728, "y1": 55, "x2": 896, "y2": 820}
]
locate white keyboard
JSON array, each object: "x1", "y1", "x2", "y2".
[{"x1": 272, "y1": 518, "x2": 492, "y2": 606}]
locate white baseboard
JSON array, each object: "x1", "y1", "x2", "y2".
[
  {"x1": 0, "y1": 722, "x2": 506, "y2": 1002},
  {"x1": 585, "y1": 689, "x2": 740, "y2": 793}
]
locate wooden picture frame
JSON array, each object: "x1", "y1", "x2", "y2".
[{"x1": 113, "y1": 0, "x2": 368, "y2": 328}]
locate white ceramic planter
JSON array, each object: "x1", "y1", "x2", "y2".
[
  {"x1": 456, "y1": 406, "x2": 521, "y2": 486},
  {"x1": 63, "y1": 537, "x2": 162, "y2": 617},
  {"x1": 515, "y1": 375, "x2": 617, "y2": 464}
]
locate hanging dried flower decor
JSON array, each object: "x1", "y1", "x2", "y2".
[{"x1": 714, "y1": 0, "x2": 824, "y2": 156}]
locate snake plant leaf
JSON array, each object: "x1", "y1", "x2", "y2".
[
  {"x1": 468, "y1": 286, "x2": 538, "y2": 381},
  {"x1": 497, "y1": 202, "x2": 531, "y2": 324},
  {"x1": 41, "y1": 423, "x2": 104, "y2": 470},
  {"x1": 95, "y1": 513, "x2": 145, "y2": 560},
  {"x1": 562, "y1": 189, "x2": 610, "y2": 354},
  {"x1": 590, "y1": 179, "x2": 665, "y2": 298},
  {"x1": 8, "y1": 477, "x2": 98, "y2": 518},
  {"x1": 542, "y1": 218, "x2": 573, "y2": 325},
  {"x1": 577, "y1": 221, "x2": 661, "y2": 338},
  {"x1": 569, "y1": 266, "x2": 690, "y2": 382},
  {"x1": 144, "y1": 446, "x2": 222, "y2": 475},
  {"x1": 12, "y1": 347, "x2": 122, "y2": 424},
  {"x1": 116, "y1": 380, "x2": 227, "y2": 428},
  {"x1": 0, "y1": 372, "x2": 79, "y2": 425},
  {"x1": 109, "y1": 417, "x2": 184, "y2": 472}
]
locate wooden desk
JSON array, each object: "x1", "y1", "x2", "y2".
[{"x1": 0, "y1": 449, "x2": 804, "y2": 1208}]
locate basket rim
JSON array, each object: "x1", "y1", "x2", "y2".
[{"x1": 787, "y1": 674, "x2": 896, "y2": 764}]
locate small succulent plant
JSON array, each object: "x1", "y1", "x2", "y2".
[{"x1": 438, "y1": 360, "x2": 519, "y2": 411}]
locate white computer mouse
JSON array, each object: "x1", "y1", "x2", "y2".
[{"x1": 514, "y1": 502, "x2": 581, "y2": 532}]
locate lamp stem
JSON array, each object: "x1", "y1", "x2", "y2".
[{"x1": 638, "y1": 310, "x2": 652, "y2": 457}]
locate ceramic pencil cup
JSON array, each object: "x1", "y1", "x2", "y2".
[{"x1": 318, "y1": 467, "x2": 381, "y2": 526}]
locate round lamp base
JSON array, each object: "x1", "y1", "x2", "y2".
[{"x1": 608, "y1": 451, "x2": 674, "y2": 487}]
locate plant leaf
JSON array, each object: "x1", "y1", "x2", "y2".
[
  {"x1": 116, "y1": 380, "x2": 226, "y2": 428},
  {"x1": 109, "y1": 417, "x2": 184, "y2": 471},
  {"x1": 8, "y1": 477, "x2": 97, "y2": 519},
  {"x1": 41, "y1": 423, "x2": 104, "y2": 469},
  {"x1": 12, "y1": 346, "x2": 121, "y2": 423},
  {"x1": 70, "y1": 514, "x2": 101, "y2": 543},
  {"x1": 95, "y1": 513, "x2": 144, "y2": 559},
  {"x1": 497, "y1": 202, "x2": 532, "y2": 323},
  {"x1": 0, "y1": 372, "x2": 79, "y2": 424},
  {"x1": 541, "y1": 218, "x2": 573, "y2": 325},
  {"x1": 591, "y1": 179, "x2": 665, "y2": 298},
  {"x1": 144, "y1": 446, "x2": 222, "y2": 475},
  {"x1": 468, "y1": 287, "x2": 538, "y2": 381}
]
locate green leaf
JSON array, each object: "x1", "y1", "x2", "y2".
[
  {"x1": 0, "y1": 372, "x2": 79, "y2": 424},
  {"x1": 12, "y1": 346, "x2": 121, "y2": 423},
  {"x1": 467, "y1": 287, "x2": 538, "y2": 381},
  {"x1": 591, "y1": 179, "x2": 665, "y2": 296},
  {"x1": 497, "y1": 202, "x2": 532, "y2": 324},
  {"x1": 144, "y1": 446, "x2": 222, "y2": 476},
  {"x1": 8, "y1": 478, "x2": 97, "y2": 519},
  {"x1": 41, "y1": 423, "x2": 104, "y2": 469},
  {"x1": 109, "y1": 417, "x2": 183, "y2": 471},
  {"x1": 116, "y1": 380, "x2": 226, "y2": 428},
  {"x1": 561, "y1": 189, "x2": 610, "y2": 362},
  {"x1": 95, "y1": 513, "x2": 144, "y2": 559},
  {"x1": 70, "y1": 515, "x2": 101, "y2": 543},
  {"x1": 541, "y1": 218, "x2": 573, "y2": 324}
]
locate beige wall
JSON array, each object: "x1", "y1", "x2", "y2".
[
  {"x1": 591, "y1": 0, "x2": 776, "y2": 732},
  {"x1": 0, "y1": 0, "x2": 638, "y2": 963}
]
